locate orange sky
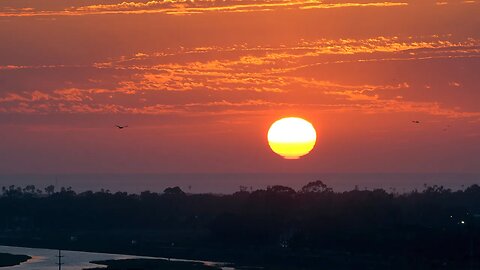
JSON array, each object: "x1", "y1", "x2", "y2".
[{"x1": 0, "y1": 0, "x2": 479, "y2": 173}]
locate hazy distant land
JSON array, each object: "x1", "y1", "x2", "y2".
[{"x1": 0, "y1": 173, "x2": 478, "y2": 194}]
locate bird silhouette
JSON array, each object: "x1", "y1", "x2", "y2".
[
  {"x1": 412, "y1": 121, "x2": 420, "y2": 124},
  {"x1": 115, "y1": 125, "x2": 128, "y2": 129}
]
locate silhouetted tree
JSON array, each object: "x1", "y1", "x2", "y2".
[
  {"x1": 44, "y1": 185, "x2": 55, "y2": 195},
  {"x1": 0, "y1": 182, "x2": 479, "y2": 268},
  {"x1": 266, "y1": 185, "x2": 296, "y2": 195},
  {"x1": 299, "y1": 180, "x2": 332, "y2": 193},
  {"x1": 164, "y1": 186, "x2": 185, "y2": 196}
]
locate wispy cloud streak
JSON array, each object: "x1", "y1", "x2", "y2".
[
  {"x1": 0, "y1": 0, "x2": 408, "y2": 16},
  {"x1": 1, "y1": 35, "x2": 479, "y2": 120}
]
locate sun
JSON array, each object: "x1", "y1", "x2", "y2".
[{"x1": 267, "y1": 117, "x2": 317, "y2": 159}]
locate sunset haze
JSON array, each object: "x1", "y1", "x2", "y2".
[{"x1": 0, "y1": 0, "x2": 479, "y2": 175}]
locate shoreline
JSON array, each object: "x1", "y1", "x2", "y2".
[
  {"x1": 0, "y1": 243, "x2": 478, "y2": 270},
  {"x1": 0, "y1": 242, "x2": 237, "y2": 266},
  {"x1": 85, "y1": 258, "x2": 230, "y2": 270},
  {"x1": 0, "y1": 244, "x2": 238, "y2": 270},
  {"x1": 0, "y1": 252, "x2": 31, "y2": 268}
]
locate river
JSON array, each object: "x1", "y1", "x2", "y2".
[{"x1": 0, "y1": 245, "x2": 234, "y2": 270}]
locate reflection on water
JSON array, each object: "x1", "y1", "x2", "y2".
[
  {"x1": 0, "y1": 245, "x2": 233, "y2": 270},
  {"x1": 0, "y1": 245, "x2": 139, "y2": 269}
]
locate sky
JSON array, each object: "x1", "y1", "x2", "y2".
[{"x1": 0, "y1": 0, "x2": 479, "y2": 174}]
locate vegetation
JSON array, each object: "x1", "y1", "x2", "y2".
[
  {"x1": 0, "y1": 253, "x2": 30, "y2": 267},
  {"x1": 87, "y1": 258, "x2": 221, "y2": 270},
  {"x1": 1, "y1": 181, "x2": 480, "y2": 269}
]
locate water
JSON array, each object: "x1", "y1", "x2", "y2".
[
  {"x1": 0, "y1": 245, "x2": 141, "y2": 270},
  {"x1": 0, "y1": 173, "x2": 478, "y2": 194},
  {"x1": 0, "y1": 245, "x2": 233, "y2": 270}
]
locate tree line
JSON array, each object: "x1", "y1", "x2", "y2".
[{"x1": 1, "y1": 181, "x2": 480, "y2": 268}]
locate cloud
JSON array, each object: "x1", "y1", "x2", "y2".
[
  {"x1": 0, "y1": 0, "x2": 409, "y2": 16},
  {"x1": 0, "y1": 35, "x2": 479, "y2": 121}
]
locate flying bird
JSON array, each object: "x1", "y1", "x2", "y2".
[
  {"x1": 412, "y1": 121, "x2": 421, "y2": 124},
  {"x1": 115, "y1": 125, "x2": 128, "y2": 129}
]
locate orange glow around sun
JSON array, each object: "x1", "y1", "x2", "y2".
[{"x1": 267, "y1": 117, "x2": 317, "y2": 159}]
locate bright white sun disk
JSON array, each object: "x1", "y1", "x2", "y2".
[{"x1": 267, "y1": 117, "x2": 317, "y2": 159}]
